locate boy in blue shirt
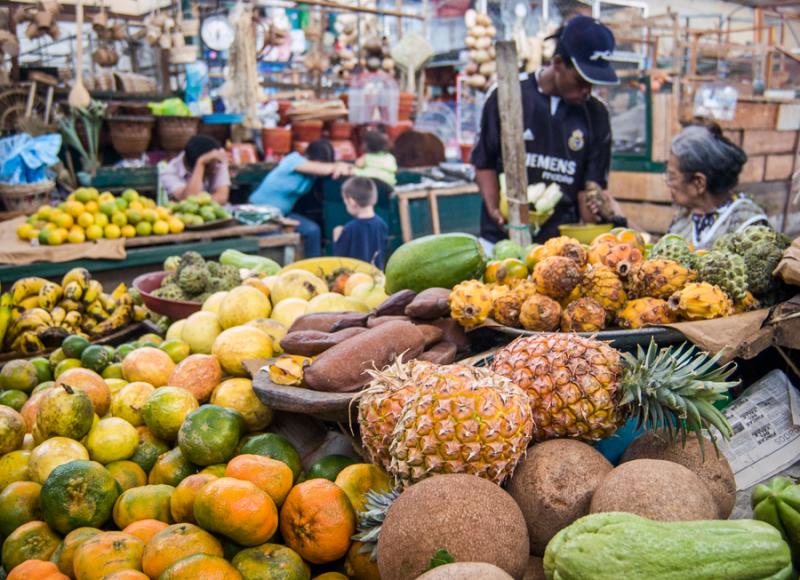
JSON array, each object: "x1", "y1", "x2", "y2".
[{"x1": 333, "y1": 177, "x2": 389, "y2": 268}]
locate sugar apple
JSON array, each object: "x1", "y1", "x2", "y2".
[
  {"x1": 153, "y1": 284, "x2": 189, "y2": 301},
  {"x1": 697, "y1": 251, "x2": 748, "y2": 301},
  {"x1": 177, "y1": 263, "x2": 209, "y2": 295},
  {"x1": 650, "y1": 234, "x2": 697, "y2": 269},
  {"x1": 207, "y1": 261, "x2": 221, "y2": 277},
  {"x1": 163, "y1": 256, "x2": 181, "y2": 272},
  {"x1": 219, "y1": 264, "x2": 241, "y2": 290},
  {"x1": 741, "y1": 241, "x2": 785, "y2": 296}
]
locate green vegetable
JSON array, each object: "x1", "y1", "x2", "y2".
[
  {"x1": 384, "y1": 233, "x2": 487, "y2": 294},
  {"x1": 219, "y1": 250, "x2": 280, "y2": 275},
  {"x1": 753, "y1": 476, "x2": 800, "y2": 565},
  {"x1": 544, "y1": 512, "x2": 794, "y2": 580},
  {"x1": 493, "y1": 240, "x2": 523, "y2": 260}
]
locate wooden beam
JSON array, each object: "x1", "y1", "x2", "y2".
[
  {"x1": 494, "y1": 40, "x2": 530, "y2": 247},
  {"x1": 293, "y1": 0, "x2": 423, "y2": 20}
]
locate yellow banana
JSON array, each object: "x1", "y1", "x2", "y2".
[
  {"x1": 22, "y1": 308, "x2": 53, "y2": 326},
  {"x1": 111, "y1": 283, "x2": 128, "y2": 301},
  {"x1": 50, "y1": 306, "x2": 67, "y2": 326},
  {"x1": 89, "y1": 304, "x2": 132, "y2": 337},
  {"x1": 61, "y1": 311, "x2": 83, "y2": 331},
  {"x1": 63, "y1": 281, "x2": 84, "y2": 302},
  {"x1": 9, "y1": 306, "x2": 25, "y2": 323},
  {"x1": 38, "y1": 282, "x2": 63, "y2": 310},
  {"x1": 10, "y1": 277, "x2": 49, "y2": 305},
  {"x1": 58, "y1": 299, "x2": 83, "y2": 313},
  {"x1": 8, "y1": 313, "x2": 49, "y2": 337},
  {"x1": 17, "y1": 295, "x2": 42, "y2": 311},
  {"x1": 10, "y1": 331, "x2": 44, "y2": 355},
  {"x1": 98, "y1": 293, "x2": 117, "y2": 312},
  {"x1": 116, "y1": 293, "x2": 133, "y2": 307},
  {"x1": 0, "y1": 293, "x2": 13, "y2": 350},
  {"x1": 82, "y1": 280, "x2": 103, "y2": 304},
  {"x1": 81, "y1": 317, "x2": 98, "y2": 332},
  {"x1": 61, "y1": 267, "x2": 90, "y2": 290},
  {"x1": 133, "y1": 305, "x2": 148, "y2": 321},
  {"x1": 86, "y1": 300, "x2": 109, "y2": 320}
]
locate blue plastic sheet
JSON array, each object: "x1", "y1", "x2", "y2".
[{"x1": 0, "y1": 133, "x2": 62, "y2": 184}]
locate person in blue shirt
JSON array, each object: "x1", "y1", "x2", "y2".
[
  {"x1": 333, "y1": 177, "x2": 389, "y2": 268},
  {"x1": 249, "y1": 140, "x2": 352, "y2": 257}
]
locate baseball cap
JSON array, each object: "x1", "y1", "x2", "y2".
[{"x1": 559, "y1": 15, "x2": 620, "y2": 86}]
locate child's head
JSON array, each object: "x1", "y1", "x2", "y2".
[
  {"x1": 305, "y1": 139, "x2": 335, "y2": 162},
  {"x1": 342, "y1": 176, "x2": 377, "y2": 215},
  {"x1": 185, "y1": 134, "x2": 223, "y2": 170},
  {"x1": 363, "y1": 130, "x2": 390, "y2": 154}
]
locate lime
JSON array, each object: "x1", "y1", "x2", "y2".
[
  {"x1": 135, "y1": 221, "x2": 152, "y2": 237},
  {"x1": 122, "y1": 189, "x2": 139, "y2": 203},
  {"x1": 0, "y1": 389, "x2": 29, "y2": 411},
  {"x1": 304, "y1": 455, "x2": 357, "y2": 482},
  {"x1": 160, "y1": 339, "x2": 190, "y2": 364},
  {"x1": 80, "y1": 345, "x2": 112, "y2": 373},
  {"x1": 37, "y1": 228, "x2": 51, "y2": 245},
  {"x1": 101, "y1": 363, "x2": 123, "y2": 379},
  {"x1": 62, "y1": 335, "x2": 91, "y2": 359},
  {"x1": 49, "y1": 347, "x2": 67, "y2": 368},
  {"x1": 100, "y1": 201, "x2": 117, "y2": 216},
  {"x1": 199, "y1": 207, "x2": 217, "y2": 222},
  {"x1": 54, "y1": 358, "x2": 82, "y2": 379},
  {"x1": 30, "y1": 357, "x2": 53, "y2": 384},
  {"x1": 138, "y1": 341, "x2": 160, "y2": 349},
  {"x1": 115, "y1": 197, "x2": 128, "y2": 211},
  {"x1": 115, "y1": 343, "x2": 137, "y2": 362},
  {"x1": 0, "y1": 360, "x2": 39, "y2": 393}
]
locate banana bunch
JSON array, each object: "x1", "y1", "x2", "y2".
[{"x1": 3, "y1": 307, "x2": 81, "y2": 354}]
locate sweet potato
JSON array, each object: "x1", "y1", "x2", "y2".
[
  {"x1": 280, "y1": 327, "x2": 368, "y2": 357},
  {"x1": 415, "y1": 324, "x2": 444, "y2": 347},
  {"x1": 405, "y1": 288, "x2": 451, "y2": 320},
  {"x1": 304, "y1": 321, "x2": 426, "y2": 392},
  {"x1": 288, "y1": 312, "x2": 368, "y2": 333},
  {"x1": 417, "y1": 342, "x2": 457, "y2": 364},
  {"x1": 428, "y1": 318, "x2": 471, "y2": 355},
  {"x1": 374, "y1": 289, "x2": 417, "y2": 317},
  {"x1": 367, "y1": 315, "x2": 411, "y2": 328}
]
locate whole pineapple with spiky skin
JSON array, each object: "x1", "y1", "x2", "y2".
[
  {"x1": 697, "y1": 251, "x2": 747, "y2": 301},
  {"x1": 490, "y1": 334, "x2": 736, "y2": 443},
  {"x1": 580, "y1": 264, "x2": 626, "y2": 319},
  {"x1": 617, "y1": 297, "x2": 676, "y2": 329},
  {"x1": 449, "y1": 281, "x2": 492, "y2": 328},
  {"x1": 533, "y1": 256, "x2": 582, "y2": 300},
  {"x1": 626, "y1": 259, "x2": 696, "y2": 300},
  {"x1": 669, "y1": 282, "x2": 733, "y2": 320},
  {"x1": 541, "y1": 236, "x2": 588, "y2": 268},
  {"x1": 519, "y1": 294, "x2": 562, "y2": 331},
  {"x1": 388, "y1": 363, "x2": 533, "y2": 487},
  {"x1": 650, "y1": 234, "x2": 697, "y2": 269},
  {"x1": 561, "y1": 297, "x2": 606, "y2": 332}
]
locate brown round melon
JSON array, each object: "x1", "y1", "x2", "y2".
[
  {"x1": 620, "y1": 431, "x2": 736, "y2": 518},
  {"x1": 523, "y1": 556, "x2": 546, "y2": 580},
  {"x1": 168, "y1": 354, "x2": 223, "y2": 403},
  {"x1": 589, "y1": 459, "x2": 717, "y2": 521},
  {"x1": 377, "y1": 475, "x2": 528, "y2": 580},
  {"x1": 507, "y1": 439, "x2": 612, "y2": 555},
  {"x1": 415, "y1": 562, "x2": 514, "y2": 579}
]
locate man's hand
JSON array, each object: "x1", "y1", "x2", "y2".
[
  {"x1": 486, "y1": 205, "x2": 506, "y2": 227},
  {"x1": 332, "y1": 162, "x2": 353, "y2": 179}
]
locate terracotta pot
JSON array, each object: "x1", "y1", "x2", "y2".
[
  {"x1": 386, "y1": 121, "x2": 414, "y2": 142},
  {"x1": 292, "y1": 120, "x2": 323, "y2": 143},
  {"x1": 107, "y1": 116, "x2": 154, "y2": 159},
  {"x1": 328, "y1": 120, "x2": 352, "y2": 140},
  {"x1": 261, "y1": 127, "x2": 292, "y2": 156},
  {"x1": 277, "y1": 100, "x2": 293, "y2": 126}
]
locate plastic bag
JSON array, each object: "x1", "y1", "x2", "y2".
[
  {"x1": 147, "y1": 98, "x2": 192, "y2": 117},
  {"x1": 0, "y1": 133, "x2": 62, "y2": 184}
]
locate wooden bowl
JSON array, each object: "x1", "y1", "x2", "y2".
[{"x1": 133, "y1": 270, "x2": 202, "y2": 319}]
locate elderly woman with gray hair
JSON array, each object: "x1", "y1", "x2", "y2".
[{"x1": 663, "y1": 123, "x2": 771, "y2": 248}]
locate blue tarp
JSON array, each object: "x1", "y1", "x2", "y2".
[{"x1": 0, "y1": 133, "x2": 62, "y2": 185}]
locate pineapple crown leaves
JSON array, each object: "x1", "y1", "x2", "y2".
[
  {"x1": 620, "y1": 340, "x2": 738, "y2": 443},
  {"x1": 352, "y1": 487, "x2": 402, "y2": 561}
]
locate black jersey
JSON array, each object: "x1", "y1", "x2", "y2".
[{"x1": 471, "y1": 71, "x2": 612, "y2": 243}]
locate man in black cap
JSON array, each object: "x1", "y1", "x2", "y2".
[{"x1": 472, "y1": 15, "x2": 621, "y2": 245}]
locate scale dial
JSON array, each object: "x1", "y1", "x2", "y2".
[{"x1": 201, "y1": 15, "x2": 235, "y2": 51}]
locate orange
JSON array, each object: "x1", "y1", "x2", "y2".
[
  {"x1": 225, "y1": 454, "x2": 293, "y2": 507},
  {"x1": 141, "y1": 523, "x2": 223, "y2": 579},
  {"x1": 153, "y1": 220, "x2": 170, "y2": 235},
  {"x1": 50, "y1": 527, "x2": 101, "y2": 576},
  {"x1": 111, "y1": 212, "x2": 128, "y2": 227},
  {"x1": 193, "y1": 477, "x2": 278, "y2": 546},
  {"x1": 200, "y1": 464, "x2": 227, "y2": 477},
  {"x1": 93, "y1": 213, "x2": 109, "y2": 227},
  {"x1": 1, "y1": 520, "x2": 61, "y2": 571},
  {"x1": 345, "y1": 541, "x2": 381, "y2": 580},
  {"x1": 113, "y1": 484, "x2": 175, "y2": 529},
  {"x1": 100, "y1": 571, "x2": 149, "y2": 580},
  {"x1": 160, "y1": 554, "x2": 241, "y2": 580},
  {"x1": 55, "y1": 368, "x2": 111, "y2": 416},
  {"x1": 148, "y1": 447, "x2": 196, "y2": 486},
  {"x1": 53, "y1": 213, "x2": 74, "y2": 229},
  {"x1": 170, "y1": 473, "x2": 217, "y2": 524},
  {"x1": 0, "y1": 450, "x2": 31, "y2": 492},
  {"x1": 135, "y1": 221, "x2": 152, "y2": 237},
  {"x1": 28, "y1": 437, "x2": 89, "y2": 484},
  {"x1": 85, "y1": 224, "x2": 104, "y2": 240},
  {"x1": 168, "y1": 218, "x2": 184, "y2": 234},
  {"x1": 73, "y1": 531, "x2": 144, "y2": 580},
  {"x1": 279, "y1": 479, "x2": 356, "y2": 564},
  {"x1": 334, "y1": 463, "x2": 392, "y2": 512},
  {"x1": 210, "y1": 378, "x2": 273, "y2": 432},
  {"x1": 104, "y1": 224, "x2": 121, "y2": 239},
  {"x1": 7, "y1": 560, "x2": 68, "y2": 580},
  {"x1": 77, "y1": 212, "x2": 94, "y2": 228},
  {"x1": 121, "y1": 224, "x2": 137, "y2": 238},
  {"x1": 232, "y1": 544, "x2": 308, "y2": 580},
  {"x1": 105, "y1": 460, "x2": 147, "y2": 491},
  {"x1": 0, "y1": 481, "x2": 42, "y2": 536},
  {"x1": 122, "y1": 519, "x2": 169, "y2": 544}
]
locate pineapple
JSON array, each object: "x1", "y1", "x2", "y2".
[
  {"x1": 490, "y1": 334, "x2": 736, "y2": 443},
  {"x1": 541, "y1": 236, "x2": 588, "y2": 267},
  {"x1": 533, "y1": 256, "x2": 582, "y2": 300},
  {"x1": 734, "y1": 291, "x2": 760, "y2": 314},
  {"x1": 387, "y1": 363, "x2": 533, "y2": 487},
  {"x1": 696, "y1": 251, "x2": 747, "y2": 301},
  {"x1": 616, "y1": 297, "x2": 676, "y2": 329},
  {"x1": 449, "y1": 280, "x2": 492, "y2": 328},
  {"x1": 626, "y1": 259, "x2": 696, "y2": 300},
  {"x1": 580, "y1": 264, "x2": 626, "y2": 318},
  {"x1": 650, "y1": 234, "x2": 697, "y2": 269},
  {"x1": 519, "y1": 294, "x2": 561, "y2": 331},
  {"x1": 669, "y1": 282, "x2": 733, "y2": 320},
  {"x1": 492, "y1": 290, "x2": 524, "y2": 327},
  {"x1": 560, "y1": 297, "x2": 606, "y2": 332}
]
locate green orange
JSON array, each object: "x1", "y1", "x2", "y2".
[
  {"x1": 50, "y1": 526, "x2": 102, "y2": 576},
  {"x1": 238, "y1": 433, "x2": 301, "y2": 482},
  {"x1": 141, "y1": 523, "x2": 223, "y2": 579},
  {"x1": 129, "y1": 426, "x2": 169, "y2": 473},
  {"x1": 232, "y1": 544, "x2": 308, "y2": 580},
  {"x1": 105, "y1": 460, "x2": 147, "y2": 491},
  {"x1": 148, "y1": 447, "x2": 197, "y2": 486},
  {"x1": 1, "y1": 520, "x2": 61, "y2": 571},
  {"x1": 0, "y1": 480, "x2": 42, "y2": 536},
  {"x1": 0, "y1": 449, "x2": 31, "y2": 492},
  {"x1": 177, "y1": 405, "x2": 243, "y2": 466},
  {"x1": 112, "y1": 484, "x2": 175, "y2": 529},
  {"x1": 160, "y1": 554, "x2": 241, "y2": 579},
  {"x1": 169, "y1": 473, "x2": 217, "y2": 524}
]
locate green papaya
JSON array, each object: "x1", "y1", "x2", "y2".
[{"x1": 753, "y1": 476, "x2": 800, "y2": 565}]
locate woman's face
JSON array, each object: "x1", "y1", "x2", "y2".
[{"x1": 666, "y1": 154, "x2": 707, "y2": 209}]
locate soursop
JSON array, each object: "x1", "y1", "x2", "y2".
[
  {"x1": 735, "y1": 225, "x2": 791, "y2": 255},
  {"x1": 741, "y1": 241, "x2": 785, "y2": 296},
  {"x1": 207, "y1": 261, "x2": 221, "y2": 277},
  {"x1": 711, "y1": 232, "x2": 739, "y2": 255},
  {"x1": 163, "y1": 256, "x2": 181, "y2": 272},
  {"x1": 177, "y1": 263, "x2": 209, "y2": 295},
  {"x1": 650, "y1": 234, "x2": 697, "y2": 269},
  {"x1": 697, "y1": 251, "x2": 748, "y2": 301},
  {"x1": 219, "y1": 264, "x2": 241, "y2": 290},
  {"x1": 153, "y1": 285, "x2": 188, "y2": 301}
]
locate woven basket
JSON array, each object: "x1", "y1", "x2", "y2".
[
  {"x1": 108, "y1": 116, "x2": 154, "y2": 159},
  {"x1": 158, "y1": 116, "x2": 200, "y2": 152},
  {"x1": 0, "y1": 180, "x2": 54, "y2": 212}
]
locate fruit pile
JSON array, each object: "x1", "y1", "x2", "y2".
[
  {"x1": 154, "y1": 252, "x2": 245, "y2": 304},
  {"x1": 0, "y1": 336, "x2": 389, "y2": 580},
  {"x1": 0, "y1": 268, "x2": 145, "y2": 355},
  {"x1": 16, "y1": 189, "x2": 185, "y2": 245},
  {"x1": 450, "y1": 226, "x2": 791, "y2": 332},
  {"x1": 166, "y1": 193, "x2": 231, "y2": 226}
]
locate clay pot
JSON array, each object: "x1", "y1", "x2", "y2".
[
  {"x1": 328, "y1": 120, "x2": 352, "y2": 140},
  {"x1": 292, "y1": 120, "x2": 323, "y2": 143},
  {"x1": 261, "y1": 127, "x2": 292, "y2": 156}
]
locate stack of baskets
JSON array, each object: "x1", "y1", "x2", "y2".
[{"x1": 0, "y1": 180, "x2": 54, "y2": 212}]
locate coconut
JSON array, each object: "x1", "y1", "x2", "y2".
[
  {"x1": 620, "y1": 431, "x2": 736, "y2": 518},
  {"x1": 589, "y1": 459, "x2": 718, "y2": 521},
  {"x1": 377, "y1": 475, "x2": 528, "y2": 580},
  {"x1": 507, "y1": 439, "x2": 612, "y2": 555},
  {"x1": 169, "y1": 354, "x2": 223, "y2": 403},
  {"x1": 415, "y1": 563, "x2": 513, "y2": 579},
  {"x1": 523, "y1": 556, "x2": 546, "y2": 580}
]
